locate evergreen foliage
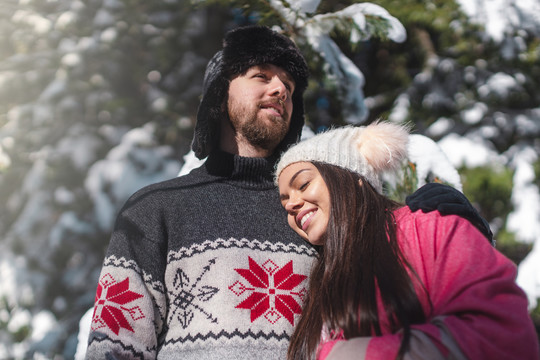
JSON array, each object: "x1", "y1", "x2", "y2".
[{"x1": 460, "y1": 165, "x2": 514, "y2": 223}]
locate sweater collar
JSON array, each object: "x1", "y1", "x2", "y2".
[{"x1": 205, "y1": 150, "x2": 278, "y2": 189}]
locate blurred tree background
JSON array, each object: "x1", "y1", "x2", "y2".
[{"x1": 1, "y1": 0, "x2": 539, "y2": 357}]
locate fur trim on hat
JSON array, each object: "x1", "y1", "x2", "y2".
[
  {"x1": 191, "y1": 25, "x2": 309, "y2": 159},
  {"x1": 275, "y1": 122, "x2": 410, "y2": 193}
]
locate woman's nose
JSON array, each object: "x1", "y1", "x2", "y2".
[{"x1": 285, "y1": 195, "x2": 302, "y2": 212}]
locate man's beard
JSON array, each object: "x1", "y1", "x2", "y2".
[{"x1": 228, "y1": 99, "x2": 290, "y2": 151}]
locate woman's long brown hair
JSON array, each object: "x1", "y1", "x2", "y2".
[{"x1": 287, "y1": 162, "x2": 426, "y2": 360}]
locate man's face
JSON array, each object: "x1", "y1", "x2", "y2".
[{"x1": 227, "y1": 64, "x2": 295, "y2": 151}]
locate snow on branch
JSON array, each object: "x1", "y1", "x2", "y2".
[{"x1": 272, "y1": 0, "x2": 406, "y2": 124}]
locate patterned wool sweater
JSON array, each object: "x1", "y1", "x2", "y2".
[{"x1": 86, "y1": 150, "x2": 319, "y2": 359}]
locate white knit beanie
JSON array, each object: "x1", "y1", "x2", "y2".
[{"x1": 275, "y1": 122, "x2": 410, "y2": 193}]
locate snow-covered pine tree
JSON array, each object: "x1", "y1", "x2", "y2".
[{"x1": 0, "y1": 0, "x2": 214, "y2": 357}]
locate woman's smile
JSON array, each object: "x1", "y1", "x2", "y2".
[{"x1": 297, "y1": 209, "x2": 317, "y2": 231}]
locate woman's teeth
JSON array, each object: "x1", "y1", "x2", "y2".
[{"x1": 300, "y1": 211, "x2": 315, "y2": 229}]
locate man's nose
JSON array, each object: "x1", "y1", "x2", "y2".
[{"x1": 269, "y1": 77, "x2": 288, "y2": 100}]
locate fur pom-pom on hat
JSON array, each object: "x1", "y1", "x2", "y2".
[
  {"x1": 275, "y1": 122, "x2": 410, "y2": 193},
  {"x1": 356, "y1": 122, "x2": 409, "y2": 173}
]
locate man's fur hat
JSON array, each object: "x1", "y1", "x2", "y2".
[{"x1": 191, "y1": 25, "x2": 309, "y2": 159}]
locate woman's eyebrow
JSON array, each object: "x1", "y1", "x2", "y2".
[{"x1": 288, "y1": 168, "x2": 310, "y2": 187}]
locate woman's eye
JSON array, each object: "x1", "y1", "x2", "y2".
[{"x1": 299, "y1": 181, "x2": 309, "y2": 191}]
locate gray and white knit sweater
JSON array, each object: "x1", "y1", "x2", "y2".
[{"x1": 86, "y1": 150, "x2": 319, "y2": 359}]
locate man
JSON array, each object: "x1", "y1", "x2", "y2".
[
  {"x1": 86, "y1": 25, "x2": 491, "y2": 359},
  {"x1": 86, "y1": 25, "x2": 315, "y2": 360}
]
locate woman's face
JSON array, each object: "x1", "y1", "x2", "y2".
[{"x1": 278, "y1": 162, "x2": 330, "y2": 245}]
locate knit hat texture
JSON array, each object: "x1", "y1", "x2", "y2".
[
  {"x1": 192, "y1": 25, "x2": 309, "y2": 159},
  {"x1": 275, "y1": 122, "x2": 410, "y2": 193}
]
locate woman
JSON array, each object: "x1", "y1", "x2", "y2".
[{"x1": 275, "y1": 122, "x2": 539, "y2": 360}]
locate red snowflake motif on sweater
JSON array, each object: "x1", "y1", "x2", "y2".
[
  {"x1": 229, "y1": 257, "x2": 307, "y2": 325},
  {"x1": 91, "y1": 273, "x2": 145, "y2": 335}
]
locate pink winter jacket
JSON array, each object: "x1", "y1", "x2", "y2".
[{"x1": 319, "y1": 207, "x2": 539, "y2": 360}]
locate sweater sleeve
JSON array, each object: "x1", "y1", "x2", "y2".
[
  {"x1": 322, "y1": 210, "x2": 539, "y2": 360},
  {"x1": 85, "y1": 201, "x2": 168, "y2": 359}
]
